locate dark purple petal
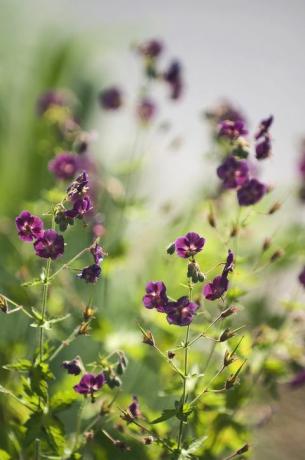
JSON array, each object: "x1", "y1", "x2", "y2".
[
  {"x1": 90, "y1": 243, "x2": 107, "y2": 264},
  {"x1": 37, "y1": 89, "x2": 69, "y2": 116},
  {"x1": 203, "y1": 275, "x2": 229, "y2": 301},
  {"x1": 139, "y1": 39, "x2": 163, "y2": 58},
  {"x1": 67, "y1": 171, "x2": 89, "y2": 202},
  {"x1": 289, "y1": 370, "x2": 305, "y2": 388},
  {"x1": 62, "y1": 358, "x2": 82, "y2": 375},
  {"x1": 137, "y1": 98, "x2": 156, "y2": 123},
  {"x1": 93, "y1": 373, "x2": 106, "y2": 390},
  {"x1": 218, "y1": 120, "x2": 248, "y2": 140},
  {"x1": 33, "y1": 230, "x2": 64, "y2": 260},
  {"x1": 255, "y1": 115, "x2": 274, "y2": 140},
  {"x1": 16, "y1": 211, "x2": 44, "y2": 242},
  {"x1": 255, "y1": 136, "x2": 272, "y2": 160},
  {"x1": 163, "y1": 61, "x2": 183, "y2": 100},
  {"x1": 298, "y1": 267, "x2": 305, "y2": 288},
  {"x1": 78, "y1": 264, "x2": 101, "y2": 283},
  {"x1": 237, "y1": 178, "x2": 266, "y2": 206},
  {"x1": 128, "y1": 396, "x2": 141, "y2": 418},
  {"x1": 175, "y1": 232, "x2": 205, "y2": 258},
  {"x1": 217, "y1": 156, "x2": 249, "y2": 189},
  {"x1": 142, "y1": 281, "x2": 168, "y2": 311},
  {"x1": 165, "y1": 296, "x2": 199, "y2": 326},
  {"x1": 99, "y1": 87, "x2": 122, "y2": 110}
]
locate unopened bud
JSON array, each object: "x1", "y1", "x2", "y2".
[
  {"x1": 236, "y1": 443, "x2": 249, "y2": 455},
  {"x1": 262, "y1": 237, "x2": 271, "y2": 252},
  {"x1": 78, "y1": 322, "x2": 90, "y2": 335},
  {"x1": 0, "y1": 295, "x2": 8, "y2": 313},
  {"x1": 270, "y1": 249, "x2": 284, "y2": 263},
  {"x1": 166, "y1": 242, "x2": 175, "y2": 255},
  {"x1": 223, "y1": 350, "x2": 235, "y2": 367},
  {"x1": 84, "y1": 430, "x2": 94, "y2": 441},
  {"x1": 230, "y1": 224, "x2": 239, "y2": 238},
  {"x1": 116, "y1": 352, "x2": 128, "y2": 375},
  {"x1": 220, "y1": 306, "x2": 239, "y2": 319},
  {"x1": 167, "y1": 351, "x2": 175, "y2": 359},
  {"x1": 142, "y1": 329, "x2": 155, "y2": 347},
  {"x1": 187, "y1": 261, "x2": 205, "y2": 284},
  {"x1": 83, "y1": 306, "x2": 95, "y2": 321},
  {"x1": 268, "y1": 201, "x2": 281, "y2": 215},
  {"x1": 143, "y1": 436, "x2": 154, "y2": 445},
  {"x1": 207, "y1": 210, "x2": 216, "y2": 228},
  {"x1": 219, "y1": 328, "x2": 235, "y2": 342}
]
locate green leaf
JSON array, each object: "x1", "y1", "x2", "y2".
[
  {"x1": 150, "y1": 409, "x2": 177, "y2": 424},
  {"x1": 44, "y1": 416, "x2": 65, "y2": 455},
  {"x1": 3, "y1": 359, "x2": 32, "y2": 372},
  {"x1": 50, "y1": 390, "x2": 78, "y2": 413},
  {"x1": 185, "y1": 436, "x2": 208, "y2": 454},
  {"x1": 0, "y1": 449, "x2": 11, "y2": 460}
]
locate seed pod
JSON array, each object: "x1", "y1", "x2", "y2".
[
  {"x1": 207, "y1": 209, "x2": 216, "y2": 228},
  {"x1": 78, "y1": 322, "x2": 90, "y2": 335},
  {"x1": 219, "y1": 328, "x2": 235, "y2": 342},
  {"x1": 166, "y1": 242, "x2": 175, "y2": 255},
  {"x1": 262, "y1": 237, "x2": 271, "y2": 252},
  {"x1": 0, "y1": 295, "x2": 8, "y2": 313},
  {"x1": 141, "y1": 329, "x2": 155, "y2": 347},
  {"x1": 270, "y1": 249, "x2": 284, "y2": 262},
  {"x1": 268, "y1": 201, "x2": 281, "y2": 215},
  {"x1": 83, "y1": 306, "x2": 95, "y2": 321},
  {"x1": 220, "y1": 306, "x2": 239, "y2": 319},
  {"x1": 167, "y1": 351, "x2": 175, "y2": 359}
]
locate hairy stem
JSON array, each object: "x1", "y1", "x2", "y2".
[{"x1": 39, "y1": 258, "x2": 52, "y2": 363}]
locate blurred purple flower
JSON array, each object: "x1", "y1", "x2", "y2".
[
  {"x1": 237, "y1": 178, "x2": 266, "y2": 206},
  {"x1": 223, "y1": 249, "x2": 234, "y2": 276},
  {"x1": 90, "y1": 243, "x2": 107, "y2": 264},
  {"x1": 139, "y1": 39, "x2": 163, "y2": 58},
  {"x1": 128, "y1": 396, "x2": 141, "y2": 418},
  {"x1": 67, "y1": 171, "x2": 89, "y2": 202},
  {"x1": 37, "y1": 89, "x2": 68, "y2": 115},
  {"x1": 218, "y1": 120, "x2": 248, "y2": 140},
  {"x1": 62, "y1": 357, "x2": 82, "y2": 375},
  {"x1": 78, "y1": 264, "x2": 101, "y2": 283},
  {"x1": 34, "y1": 230, "x2": 64, "y2": 260},
  {"x1": 163, "y1": 60, "x2": 183, "y2": 100},
  {"x1": 165, "y1": 296, "x2": 198, "y2": 326},
  {"x1": 255, "y1": 115, "x2": 274, "y2": 140},
  {"x1": 298, "y1": 151, "x2": 305, "y2": 178},
  {"x1": 217, "y1": 155, "x2": 249, "y2": 189},
  {"x1": 175, "y1": 232, "x2": 205, "y2": 258},
  {"x1": 74, "y1": 372, "x2": 105, "y2": 395},
  {"x1": 255, "y1": 135, "x2": 272, "y2": 160},
  {"x1": 143, "y1": 281, "x2": 168, "y2": 312},
  {"x1": 16, "y1": 211, "x2": 44, "y2": 242},
  {"x1": 289, "y1": 370, "x2": 305, "y2": 389},
  {"x1": 99, "y1": 87, "x2": 122, "y2": 110},
  {"x1": 48, "y1": 152, "x2": 80, "y2": 180},
  {"x1": 137, "y1": 98, "x2": 156, "y2": 123},
  {"x1": 298, "y1": 266, "x2": 305, "y2": 288}
]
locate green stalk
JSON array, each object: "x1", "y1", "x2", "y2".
[{"x1": 39, "y1": 257, "x2": 52, "y2": 363}]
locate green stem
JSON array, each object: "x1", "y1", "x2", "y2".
[
  {"x1": 48, "y1": 326, "x2": 80, "y2": 362},
  {"x1": 0, "y1": 294, "x2": 33, "y2": 318},
  {"x1": 73, "y1": 399, "x2": 85, "y2": 451},
  {"x1": 39, "y1": 258, "x2": 52, "y2": 363},
  {"x1": 48, "y1": 246, "x2": 91, "y2": 281},
  {"x1": 177, "y1": 324, "x2": 190, "y2": 450},
  {"x1": 35, "y1": 439, "x2": 40, "y2": 460}
]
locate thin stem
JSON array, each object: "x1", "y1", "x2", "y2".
[
  {"x1": 0, "y1": 294, "x2": 33, "y2": 318},
  {"x1": 48, "y1": 326, "x2": 80, "y2": 362},
  {"x1": 153, "y1": 345, "x2": 184, "y2": 379},
  {"x1": 177, "y1": 324, "x2": 190, "y2": 450},
  {"x1": 190, "y1": 366, "x2": 225, "y2": 405},
  {"x1": 128, "y1": 418, "x2": 175, "y2": 453},
  {"x1": 48, "y1": 246, "x2": 91, "y2": 281},
  {"x1": 73, "y1": 399, "x2": 85, "y2": 451},
  {"x1": 39, "y1": 258, "x2": 52, "y2": 363},
  {"x1": 34, "y1": 439, "x2": 40, "y2": 460}
]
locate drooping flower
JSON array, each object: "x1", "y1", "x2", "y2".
[
  {"x1": 99, "y1": 87, "x2": 122, "y2": 110},
  {"x1": 74, "y1": 372, "x2": 105, "y2": 395},
  {"x1": 255, "y1": 115, "x2": 274, "y2": 140},
  {"x1": 255, "y1": 135, "x2": 272, "y2": 160},
  {"x1": 138, "y1": 39, "x2": 163, "y2": 58},
  {"x1": 78, "y1": 264, "x2": 101, "y2": 283},
  {"x1": 37, "y1": 89, "x2": 68, "y2": 116},
  {"x1": 163, "y1": 60, "x2": 183, "y2": 100},
  {"x1": 175, "y1": 232, "x2": 205, "y2": 258},
  {"x1": 33, "y1": 230, "x2": 64, "y2": 260},
  {"x1": 67, "y1": 171, "x2": 89, "y2": 202},
  {"x1": 298, "y1": 266, "x2": 305, "y2": 288},
  {"x1": 48, "y1": 152, "x2": 80, "y2": 180},
  {"x1": 62, "y1": 357, "x2": 82, "y2": 375},
  {"x1": 237, "y1": 178, "x2": 266, "y2": 206},
  {"x1": 15, "y1": 211, "x2": 44, "y2": 242},
  {"x1": 164, "y1": 296, "x2": 199, "y2": 326},
  {"x1": 128, "y1": 396, "x2": 141, "y2": 418},
  {"x1": 217, "y1": 155, "x2": 249, "y2": 189},
  {"x1": 65, "y1": 196, "x2": 93, "y2": 219},
  {"x1": 90, "y1": 243, "x2": 107, "y2": 264},
  {"x1": 203, "y1": 250, "x2": 234, "y2": 301},
  {"x1": 137, "y1": 98, "x2": 156, "y2": 123},
  {"x1": 203, "y1": 275, "x2": 229, "y2": 301},
  {"x1": 218, "y1": 119, "x2": 248, "y2": 140},
  {"x1": 143, "y1": 281, "x2": 168, "y2": 312}
]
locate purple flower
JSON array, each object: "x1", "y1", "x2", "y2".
[
  {"x1": 223, "y1": 249, "x2": 234, "y2": 277},
  {"x1": 298, "y1": 152, "x2": 305, "y2": 178},
  {"x1": 78, "y1": 264, "x2": 101, "y2": 283},
  {"x1": 203, "y1": 275, "x2": 229, "y2": 301},
  {"x1": 289, "y1": 370, "x2": 305, "y2": 388},
  {"x1": 175, "y1": 232, "x2": 206, "y2": 259},
  {"x1": 90, "y1": 243, "x2": 107, "y2": 264},
  {"x1": 143, "y1": 281, "x2": 168, "y2": 312},
  {"x1": 37, "y1": 89, "x2": 68, "y2": 115},
  {"x1": 205, "y1": 101, "x2": 246, "y2": 125},
  {"x1": 298, "y1": 267, "x2": 305, "y2": 288},
  {"x1": 137, "y1": 98, "x2": 156, "y2": 123},
  {"x1": 62, "y1": 357, "x2": 82, "y2": 375},
  {"x1": 139, "y1": 39, "x2": 163, "y2": 58},
  {"x1": 65, "y1": 196, "x2": 93, "y2": 219},
  {"x1": 33, "y1": 230, "x2": 64, "y2": 260},
  {"x1": 48, "y1": 152, "x2": 80, "y2": 180},
  {"x1": 74, "y1": 372, "x2": 105, "y2": 395},
  {"x1": 217, "y1": 155, "x2": 249, "y2": 189},
  {"x1": 15, "y1": 211, "x2": 44, "y2": 242},
  {"x1": 99, "y1": 87, "x2": 122, "y2": 110},
  {"x1": 163, "y1": 61, "x2": 183, "y2": 100},
  {"x1": 67, "y1": 171, "x2": 89, "y2": 202},
  {"x1": 218, "y1": 120, "x2": 248, "y2": 140},
  {"x1": 255, "y1": 115, "x2": 274, "y2": 140},
  {"x1": 128, "y1": 396, "x2": 141, "y2": 418},
  {"x1": 237, "y1": 178, "x2": 266, "y2": 206},
  {"x1": 255, "y1": 135, "x2": 272, "y2": 160},
  {"x1": 165, "y1": 296, "x2": 199, "y2": 326}
]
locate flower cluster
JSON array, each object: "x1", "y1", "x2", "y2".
[
  {"x1": 16, "y1": 211, "x2": 64, "y2": 260},
  {"x1": 77, "y1": 242, "x2": 106, "y2": 283},
  {"x1": 142, "y1": 232, "x2": 205, "y2": 326},
  {"x1": 216, "y1": 115, "x2": 272, "y2": 206}
]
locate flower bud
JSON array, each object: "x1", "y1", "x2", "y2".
[
  {"x1": 230, "y1": 224, "x2": 239, "y2": 238},
  {"x1": 83, "y1": 306, "x2": 95, "y2": 321},
  {"x1": 220, "y1": 306, "x2": 239, "y2": 319},
  {"x1": 223, "y1": 350, "x2": 235, "y2": 367},
  {"x1": 141, "y1": 329, "x2": 155, "y2": 347},
  {"x1": 166, "y1": 242, "x2": 175, "y2": 255},
  {"x1": 268, "y1": 201, "x2": 282, "y2": 215},
  {"x1": 167, "y1": 351, "x2": 175, "y2": 359},
  {"x1": 0, "y1": 295, "x2": 8, "y2": 314},
  {"x1": 262, "y1": 237, "x2": 272, "y2": 252},
  {"x1": 207, "y1": 210, "x2": 216, "y2": 228},
  {"x1": 270, "y1": 249, "x2": 284, "y2": 262},
  {"x1": 143, "y1": 436, "x2": 154, "y2": 445},
  {"x1": 78, "y1": 322, "x2": 90, "y2": 335},
  {"x1": 84, "y1": 430, "x2": 94, "y2": 441},
  {"x1": 116, "y1": 352, "x2": 128, "y2": 375},
  {"x1": 219, "y1": 328, "x2": 236, "y2": 342}
]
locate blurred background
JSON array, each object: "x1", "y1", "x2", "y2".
[{"x1": 0, "y1": 1, "x2": 305, "y2": 459}]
